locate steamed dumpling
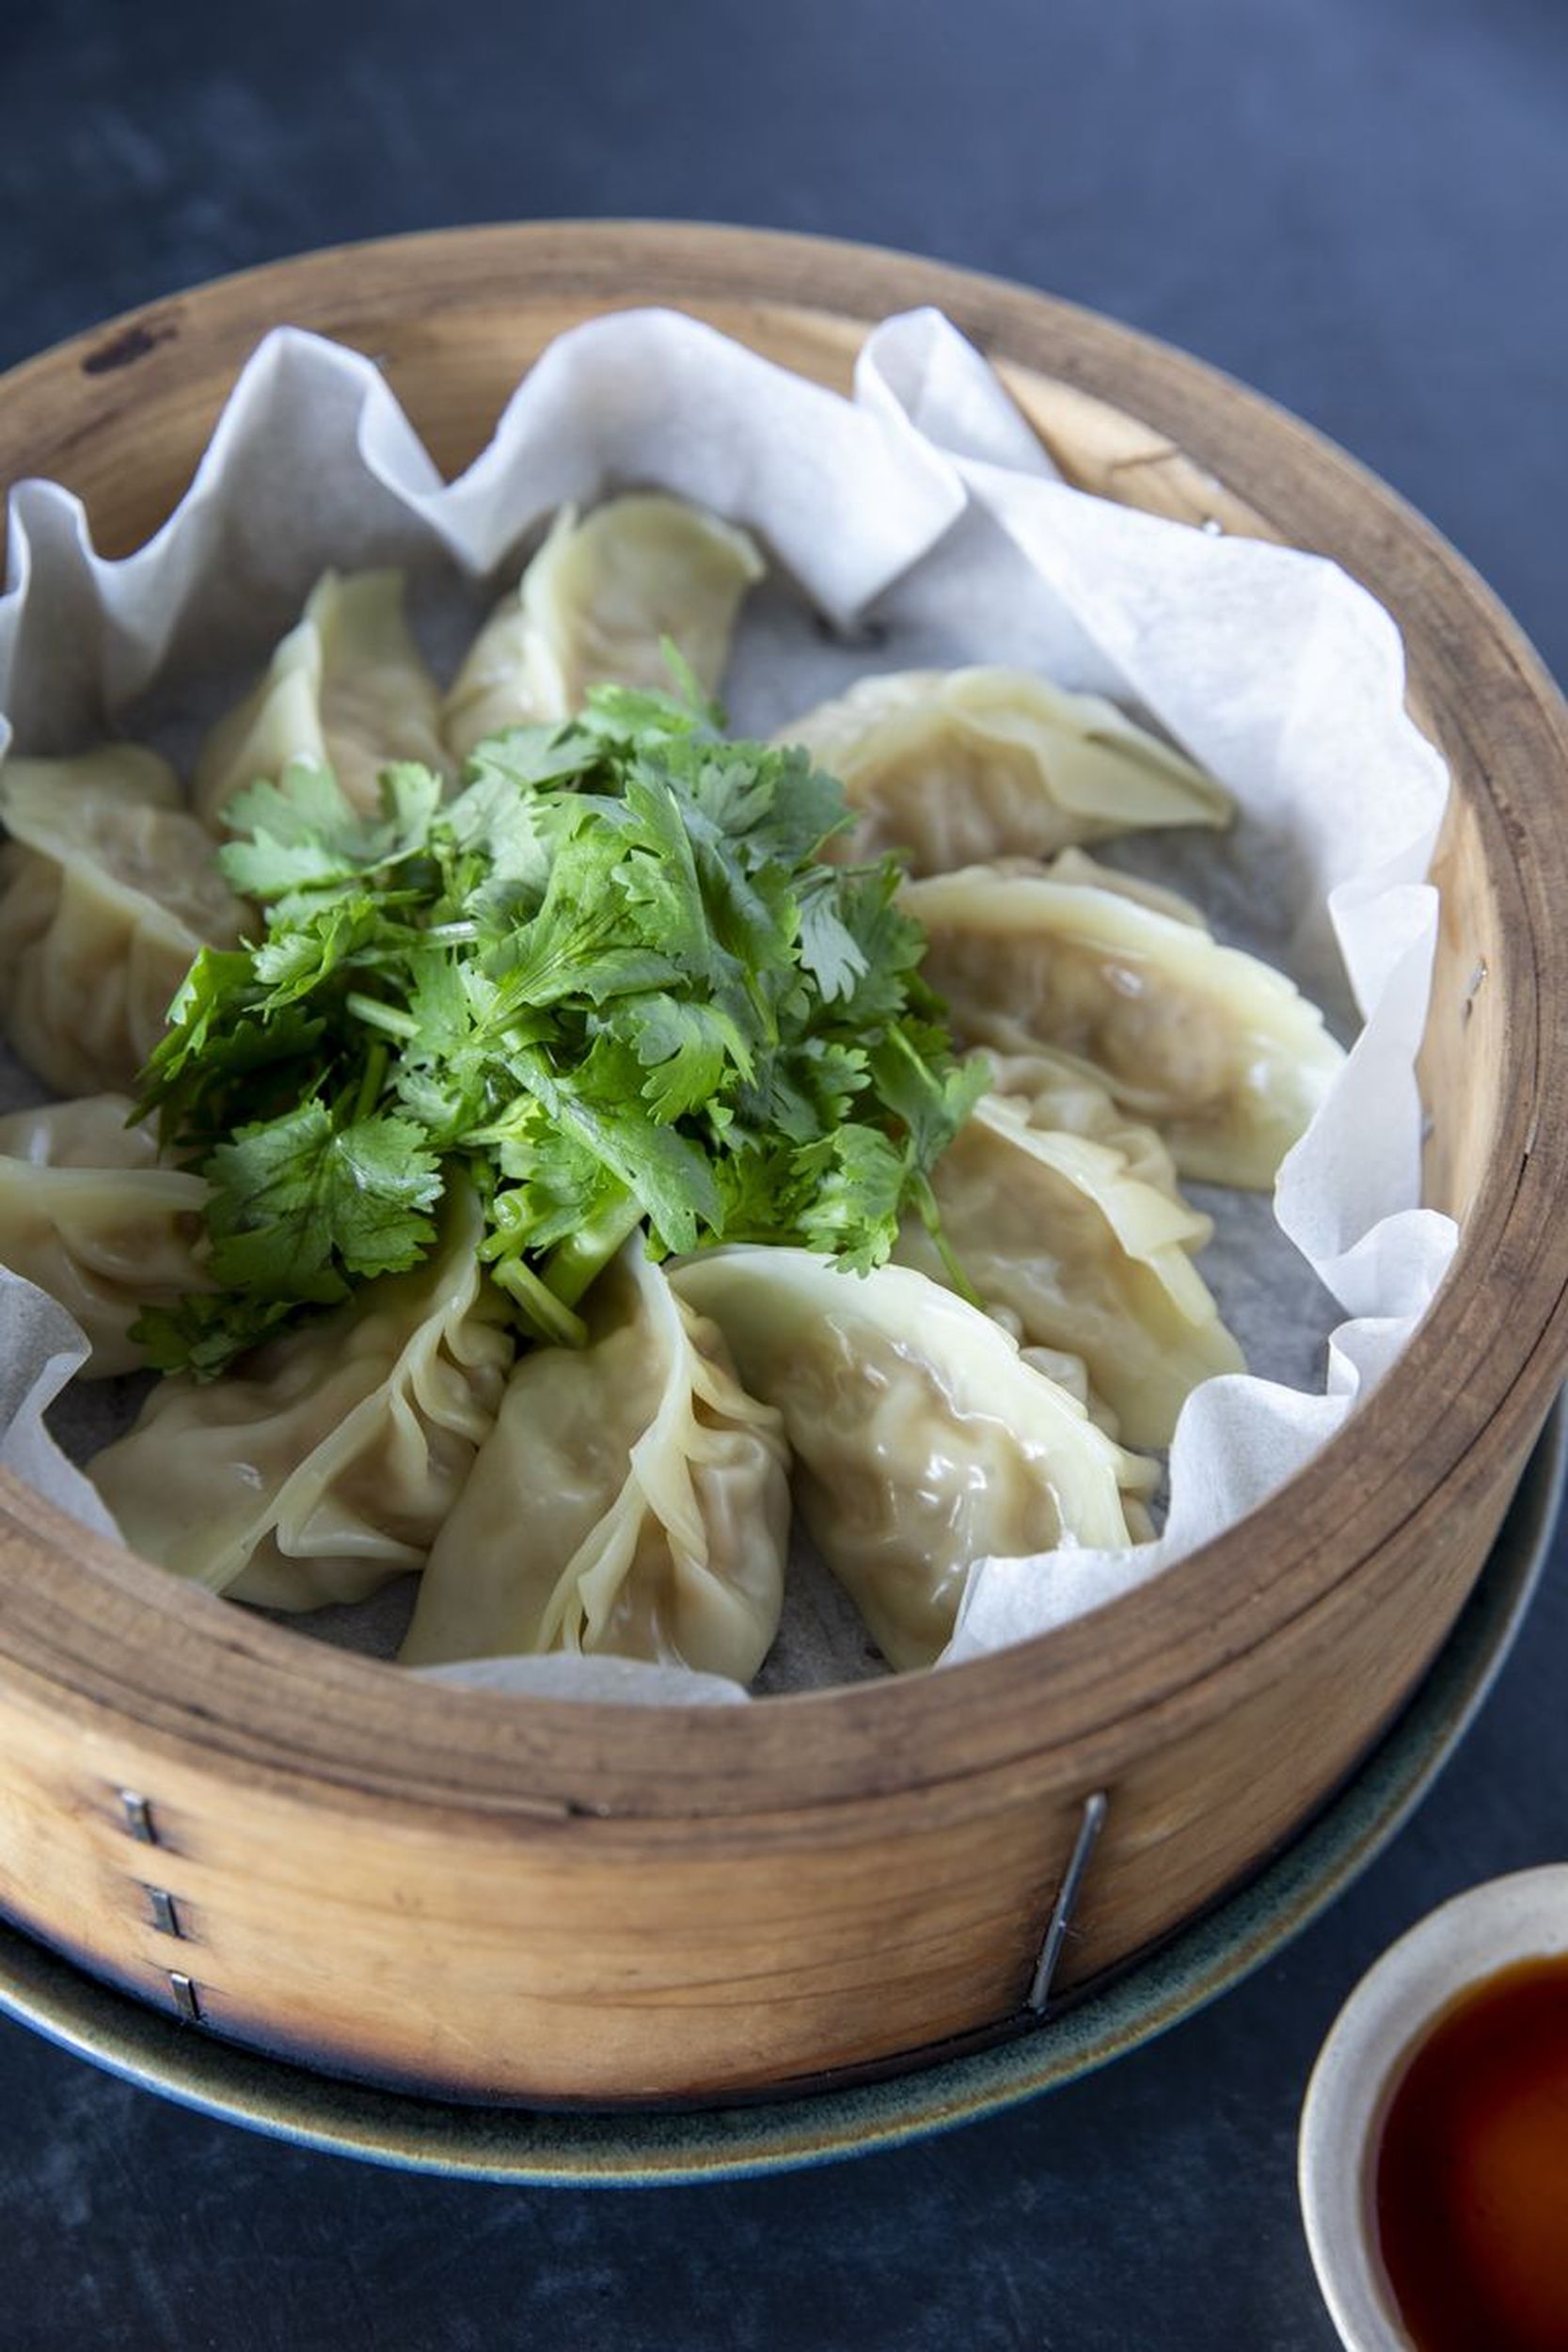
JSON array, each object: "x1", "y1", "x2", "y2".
[
  {"x1": 904, "y1": 862, "x2": 1344, "y2": 1189},
  {"x1": 0, "y1": 1094, "x2": 211, "y2": 1376},
  {"x1": 974, "y1": 1042, "x2": 1187, "y2": 1203},
  {"x1": 193, "y1": 569, "x2": 448, "y2": 828},
  {"x1": 672, "y1": 1249, "x2": 1154, "y2": 1673},
  {"x1": 442, "y1": 495, "x2": 765, "y2": 760},
  {"x1": 778, "y1": 668, "x2": 1231, "y2": 874},
  {"x1": 1006, "y1": 1345, "x2": 1148, "y2": 1496},
  {"x1": 1041, "y1": 845, "x2": 1208, "y2": 928},
  {"x1": 89, "y1": 1180, "x2": 515, "y2": 1609},
  {"x1": 896, "y1": 1093, "x2": 1243, "y2": 1449},
  {"x1": 0, "y1": 747, "x2": 251, "y2": 1094},
  {"x1": 402, "y1": 1242, "x2": 789, "y2": 1679}
]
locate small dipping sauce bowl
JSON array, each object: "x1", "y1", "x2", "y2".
[{"x1": 1299, "y1": 1866, "x2": 1568, "y2": 2352}]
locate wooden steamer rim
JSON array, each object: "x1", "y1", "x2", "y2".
[
  {"x1": 2, "y1": 1406, "x2": 1561, "y2": 2175},
  {"x1": 0, "y1": 221, "x2": 1564, "y2": 1841}
]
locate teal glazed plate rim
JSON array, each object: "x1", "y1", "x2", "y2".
[{"x1": 0, "y1": 1401, "x2": 1560, "y2": 2186}]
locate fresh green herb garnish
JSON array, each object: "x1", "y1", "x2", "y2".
[{"x1": 134, "y1": 683, "x2": 986, "y2": 1377}]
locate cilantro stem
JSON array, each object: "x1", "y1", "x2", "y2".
[
  {"x1": 345, "y1": 991, "x2": 420, "y2": 1043},
  {"x1": 354, "y1": 1043, "x2": 388, "y2": 1124},
  {"x1": 911, "y1": 1174, "x2": 987, "y2": 1310},
  {"x1": 490, "y1": 1255, "x2": 590, "y2": 1348},
  {"x1": 540, "y1": 1191, "x2": 645, "y2": 1309}
]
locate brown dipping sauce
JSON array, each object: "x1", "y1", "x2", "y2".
[{"x1": 1375, "y1": 1955, "x2": 1568, "y2": 2352}]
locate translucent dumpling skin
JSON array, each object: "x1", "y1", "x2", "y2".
[
  {"x1": 0, "y1": 746, "x2": 250, "y2": 1095},
  {"x1": 0, "y1": 1093, "x2": 211, "y2": 1376},
  {"x1": 672, "y1": 1248, "x2": 1152, "y2": 1672},
  {"x1": 89, "y1": 1180, "x2": 515, "y2": 1609},
  {"x1": 779, "y1": 667, "x2": 1231, "y2": 875},
  {"x1": 442, "y1": 495, "x2": 765, "y2": 759},
  {"x1": 903, "y1": 860, "x2": 1344, "y2": 1189},
  {"x1": 897, "y1": 1094, "x2": 1244, "y2": 1449},
  {"x1": 193, "y1": 569, "x2": 449, "y2": 828},
  {"x1": 401, "y1": 1244, "x2": 790, "y2": 1683},
  {"x1": 974, "y1": 1041, "x2": 1186, "y2": 1201}
]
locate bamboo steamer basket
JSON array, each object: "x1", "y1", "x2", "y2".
[{"x1": 0, "y1": 223, "x2": 1563, "y2": 2107}]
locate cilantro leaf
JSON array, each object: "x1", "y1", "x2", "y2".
[
  {"x1": 133, "y1": 680, "x2": 981, "y2": 1375},
  {"x1": 520, "y1": 1041, "x2": 720, "y2": 1255},
  {"x1": 869, "y1": 1030, "x2": 991, "y2": 1163},
  {"x1": 218, "y1": 759, "x2": 443, "y2": 900},
  {"x1": 204, "y1": 1104, "x2": 443, "y2": 1304},
  {"x1": 796, "y1": 868, "x2": 871, "y2": 1003},
  {"x1": 794, "y1": 1126, "x2": 910, "y2": 1271},
  {"x1": 612, "y1": 994, "x2": 753, "y2": 1121}
]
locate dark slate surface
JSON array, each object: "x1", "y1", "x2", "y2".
[{"x1": 2, "y1": 1, "x2": 1564, "y2": 2344}]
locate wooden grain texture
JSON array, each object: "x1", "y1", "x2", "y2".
[{"x1": 0, "y1": 223, "x2": 1564, "y2": 2101}]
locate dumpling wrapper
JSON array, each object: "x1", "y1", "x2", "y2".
[
  {"x1": 778, "y1": 667, "x2": 1232, "y2": 875},
  {"x1": 897, "y1": 1093, "x2": 1244, "y2": 1449},
  {"x1": 973, "y1": 1041, "x2": 1187, "y2": 1205},
  {"x1": 193, "y1": 568, "x2": 449, "y2": 828},
  {"x1": 401, "y1": 1244, "x2": 789, "y2": 1683},
  {"x1": 1041, "y1": 844, "x2": 1208, "y2": 928},
  {"x1": 672, "y1": 1249, "x2": 1154, "y2": 1674},
  {"x1": 1005, "y1": 1344, "x2": 1149, "y2": 1497},
  {"x1": 90, "y1": 1180, "x2": 515, "y2": 1610},
  {"x1": 442, "y1": 494, "x2": 766, "y2": 760},
  {"x1": 0, "y1": 1093, "x2": 212, "y2": 1377},
  {"x1": 0, "y1": 746, "x2": 250, "y2": 1095},
  {"x1": 904, "y1": 861, "x2": 1345, "y2": 1189}
]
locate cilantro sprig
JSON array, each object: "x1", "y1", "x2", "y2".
[{"x1": 134, "y1": 684, "x2": 986, "y2": 1376}]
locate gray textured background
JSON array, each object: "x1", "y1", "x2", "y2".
[{"x1": 2, "y1": 0, "x2": 1565, "y2": 2344}]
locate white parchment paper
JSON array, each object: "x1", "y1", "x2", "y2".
[{"x1": 0, "y1": 305, "x2": 1456, "y2": 1696}]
